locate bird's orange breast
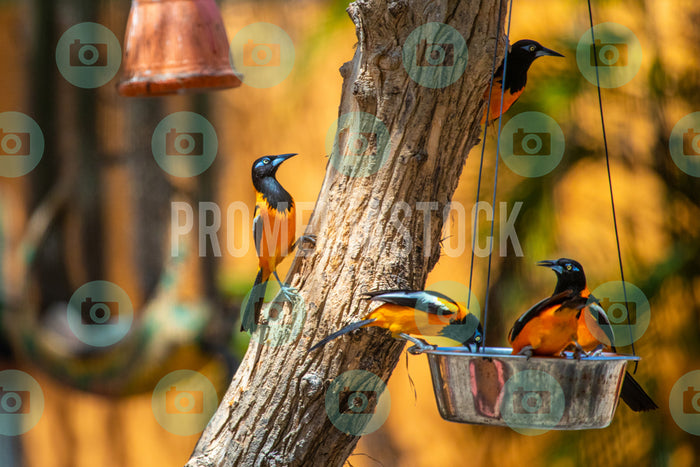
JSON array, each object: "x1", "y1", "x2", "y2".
[
  {"x1": 576, "y1": 306, "x2": 613, "y2": 352},
  {"x1": 364, "y1": 304, "x2": 467, "y2": 339},
  {"x1": 509, "y1": 306, "x2": 580, "y2": 356},
  {"x1": 255, "y1": 192, "x2": 296, "y2": 278},
  {"x1": 481, "y1": 82, "x2": 524, "y2": 124}
]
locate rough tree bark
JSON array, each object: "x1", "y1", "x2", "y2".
[{"x1": 187, "y1": 1, "x2": 503, "y2": 465}]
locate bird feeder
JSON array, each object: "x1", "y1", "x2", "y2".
[
  {"x1": 408, "y1": 344, "x2": 639, "y2": 430},
  {"x1": 118, "y1": 0, "x2": 242, "y2": 97}
]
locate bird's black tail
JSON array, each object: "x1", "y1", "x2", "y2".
[
  {"x1": 241, "y1": 269, "x2": 267, "y2": 332},
  {"x1": 620, "y1": 371, "x2": 658, "y2": 412},
  {"x1": 308, "y1": 318, "x2": 377, "y2": 352}
]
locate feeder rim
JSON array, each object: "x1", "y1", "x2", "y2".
[{"x1": 408, "y1": 345, "x2": 641, "y2": 361}]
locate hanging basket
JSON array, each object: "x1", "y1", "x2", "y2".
[
  {"x1": 409, "y1": 345, "x2": 639, "y2": 430},
  {"x1": 118, "y1": 0, "x2": 242, "y2": 97}
]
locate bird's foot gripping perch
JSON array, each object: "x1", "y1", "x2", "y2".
[
  {"x1": 586, "y1": 344, "x2": 605, "y2": 357},
  {"x1": 288, "y1": 234, "x2": 316, "y2": 259},
  {"x1": 571, "y1": 341, "x2": 586, "y2": 361},
  {"x1": 400, "y1": 333, "x2": 437, "y2": 355},
  {"x1": 293, "y1": 234, "x2": 317, "y2": 254},
  {"x1": 272, "y1": 271, "x2": 301, "y2": 302},
  {"x1": 516, "y1": 345, "x2": 535, "y2": 360}
]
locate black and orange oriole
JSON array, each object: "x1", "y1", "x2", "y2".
[
  {"x1": 309, "y1": 290, "x2": 483, "y2": 352},
  {"x1": 508, "y1": 259, "x2": 586, "y2": 357},
  {"x1": 482, "y1": 39, "x2": 564, "y2": 124},
  {"x1": 511, "y1": 258, "x2": 657, "y2": 412},
  {"x1": 241, "y1": 153, "x2": 309, "y2": 332}
]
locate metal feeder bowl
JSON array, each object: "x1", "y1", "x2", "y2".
[{"x1": 410, "y1": 345, "x2": 639, "y2": 430}]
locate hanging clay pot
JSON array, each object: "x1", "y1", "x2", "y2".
[{"x1": 118, "y1": 0, "x2": 242, "y2": 96}]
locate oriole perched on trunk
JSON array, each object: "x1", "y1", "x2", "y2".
[
  {"x1": 309, "y1": 290, "x2": 483, "y2": 352},
  {"x1": 482, "y1": 39, "x2": 564, "y2": 124},
  {"x1": 511, "y1": 258, "x2": 657, "y2": 412},
  {"x1": 241, "y1": 153, "x2": 313, "y2": 332}
]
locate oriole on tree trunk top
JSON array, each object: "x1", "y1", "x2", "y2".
[{"x1": 482, "y1": 39, "x2": 564, "y2": 124}]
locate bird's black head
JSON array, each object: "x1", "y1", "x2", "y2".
[
  {"x1": 538, "y1": 258, "x2": 587, "y2": 294},
  {"x1": 251, "y1": 153, "x2": 296, "y2": 183},
  {"x1": 443, "y1": 313, "x2": 484, "y2": 351},
  {"x1": 510, "y1": 39, "x2": 564, "y2": 64},
  {"x1": 500, "y1": 40, "x2": 564, "y2": 94},
  {"x1": 471, "y1": 319, "x2": 484, "y2": 351}
]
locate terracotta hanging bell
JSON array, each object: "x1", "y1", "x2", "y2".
[{"x1": 118, "y1": 0, "x2": 242, "y2": 97}]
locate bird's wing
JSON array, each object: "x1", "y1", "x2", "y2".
[
  {"x1": 587, "y1": 294, "x2": 616, "y2": 349},
  {"x1": 253, "y1": 205, "x2": 262, "y2": 258},
  {"x1": 508, "y1": 290, "x2": 577, "y2": 342},
  {"x1": 363, "y1": 289, "x2": 459, "y2": 316}
]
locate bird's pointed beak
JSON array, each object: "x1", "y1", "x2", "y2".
[
  {"x1": 271, "y1": 153, "x2": 297, "y2": 168},
  {"x1": 536, "y1": 46, "x2": 564, "y2": 58},
  {"x1": 537, "y1": 259, "x2": 563, "y2": 274}
]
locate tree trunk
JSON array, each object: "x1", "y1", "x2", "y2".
[{"x1": 187, "y1": 1, "x2": 503, "y2": 465}]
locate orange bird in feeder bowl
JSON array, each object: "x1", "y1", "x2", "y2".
[
  {"x1": 118, "y1": 0, "x2": 242, "y2": 97},
  {"x1": 509, "y1": 258, "x2": 658, "y2": 412}
]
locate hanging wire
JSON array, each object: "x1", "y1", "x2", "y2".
[
  {"x1": 586, "y1": 0, "x2": 637, "y2": 371},
  {"x1": 467, "y1": 0, "x2": 505, "y2": 314},
  {"x1": 467, "y1": 0, "x2": 514, "y2": 351}
]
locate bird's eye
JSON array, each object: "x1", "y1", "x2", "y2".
[
  {"x1": 263, "y1": 158, "x2": 270, "y2": 164},
  {"x1": 475, "y1": 335, "x2": 482, "y2": 342},
  {"x1": 530, "y1": 45, "x2": 536, "y2": 52},
  {"x1": 566, "y1": 264, "x2": 572, "y2": 270}
]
